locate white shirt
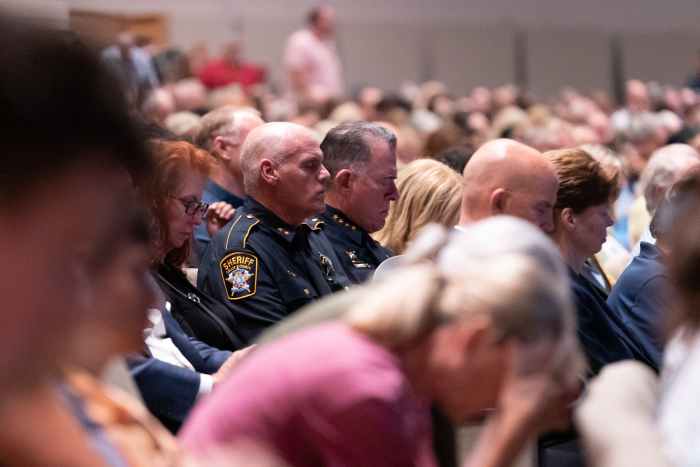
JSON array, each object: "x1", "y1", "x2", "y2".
[
  {"x1": 143, "y1": 303, "x2": 213, "y2": 399},
  {"x1": 657, "y1": 328, "x2": 700, "y2": 466}
]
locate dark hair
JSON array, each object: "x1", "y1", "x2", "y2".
[
  {"x1": 0, "y1": 20, "x2": 148, "y2": 203},
  {"x1": 134, "y1": 140, "x2": 214, "y2": 268},
  {"x1": 547, "y1": 148, "x2": 621, "y2": 214},
  {"x1": 140, "y1": 122, "x2": 183, "y2": 142},
  {"x1": 433, "y1": 146, "x2": 474, "y2": 175},
  {"x1": 320, "y1": 120, "x2": 396, "y2": 185}
]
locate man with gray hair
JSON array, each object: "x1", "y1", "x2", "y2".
[
  {"x1": 318, "y1": 120, "x2": 399, "y2": 283},
  {"x1": 198, "y1": 122, "x2": 351, "y2": 344},
  {"x1": 192, "y1": 105, "x2": 264, "y2": 262},
  {"x1": 630, "y1": 143, "x2": 700, "y2": 255}
]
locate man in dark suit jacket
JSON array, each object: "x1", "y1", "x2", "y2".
[{"x1": 127, "y1": 304, "x2": 249, "y2": 433}]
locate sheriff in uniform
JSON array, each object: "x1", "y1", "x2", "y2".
[
  {"x1": 197, "y1": 122, "x2": 351, "y2": 344},
  {"x1": 317, "y1": 120, "x2": 400, "y2": 283}
]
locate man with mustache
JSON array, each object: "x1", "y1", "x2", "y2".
[{"x1": 198, "y1": 122, "x2": 351, "y2": 344}]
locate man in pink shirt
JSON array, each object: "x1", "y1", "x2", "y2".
[{"x1": 284, "y1": 5, "x2": 343, "y2": 103}]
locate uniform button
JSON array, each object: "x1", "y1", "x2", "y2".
[
  {"x1": 246, "y1": 214, "x2": 253, "y2": 219},
  {"x1": 312, "y1": 218, "x2": 318, "y2": 221},
  {"x1": 304, "y1": 289, "x2": 309, "y2": 294},
  {"x1": 345, "y1": 286, "x2": 349, "y2": 291}
]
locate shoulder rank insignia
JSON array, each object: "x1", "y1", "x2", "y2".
[{"x1": 220, "y1": 252, "x2": 258, "y2": 300}]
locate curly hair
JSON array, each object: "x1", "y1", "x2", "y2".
[
  {"x1": 546, "y1": 148, "x2": 621, "y2": 215},
  {"x1": 134, "y1": 140, "x2": 214, "y2": 268}
]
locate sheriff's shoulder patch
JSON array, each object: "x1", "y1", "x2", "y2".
[{"x1": 220, "y1": 252, "x2": 258, "y2": 300}]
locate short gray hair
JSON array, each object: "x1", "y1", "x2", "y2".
[
  {"x1": 320, "y1": 120, "x2": 396, "y2": 186},
  {"x1": 625, "y1": 111, "x2": 661, "y2": 141},
  {"x1": 193, "y1": 105, "x2": 261, "y2": 157},
  {"x1": 639, "y1": 144, "x2": 700, "y2": 213}
]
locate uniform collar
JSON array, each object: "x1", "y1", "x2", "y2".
[
  {"x1": 322, "y1": 204, "x2": 364, "y2": 244},
  {"x1": 243, "y1": 196, "x2": 299, "y2": 243}
]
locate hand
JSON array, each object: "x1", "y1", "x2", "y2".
[
  {"x1": 211, "y1": 345, "x2": 256, "y2": 389},
  {"x1": 497, "y1": 341, "x2": 582, "y2": 436},
  {"x1": 206, "y1": 202, "x2": 236, "y2": 238}
]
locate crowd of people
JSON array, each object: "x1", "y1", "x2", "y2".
[{"x1": 3, "y1": 4, "x2": 700, "y2": 467}]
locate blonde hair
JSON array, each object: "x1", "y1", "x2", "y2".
[
  {"x1": 350, "y1": 217, "x2": 585, "y2": 378},
  {"x1": 373, "y1": 159, "x2": 462, "y2": 254}
]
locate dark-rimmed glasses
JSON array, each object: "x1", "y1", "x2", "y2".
[{"x1": 170, "y1": 196, "x2": 209, "y2": 216}]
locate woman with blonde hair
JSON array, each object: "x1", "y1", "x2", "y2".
[
  {"x1": 180, "y1": 217, "x2": 584, "y2": 467},
  {"x1": 374, "y1": 159, "x2": 462, "y2": 254}
]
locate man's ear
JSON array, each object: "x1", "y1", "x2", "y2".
[
  {"x1": 213, "y1": 136, "x2": 237, "y2": 162},
  {"x1": 560, "y1": 207, "x2": 576, "y2": 232},
  {"x1": 259, "y1": 159, "x2": 278, "y2": 185},
  {"x1": 334, "y1": 169, "x2": 352, "y2": 194},
  {"x1": 490, "y1": 188, "x2": 507, "y2": 215}
]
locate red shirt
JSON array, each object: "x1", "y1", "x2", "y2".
[{"x1": 197, "y1": 59, "x2": 265, "y2": 90}]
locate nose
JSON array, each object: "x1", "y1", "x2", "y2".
[
  {"x1": 387, "y1": 181, "x2": 400, "y2": 201},
  {"x1": 192, "y1": 210, "x2": 204, "y2": 226},
  {"x1": 319, "y1": 164, "x2": 330, "y2": 183},
  {"x1": 540, "y1": 214, "x2": 554, "y2": 234}
]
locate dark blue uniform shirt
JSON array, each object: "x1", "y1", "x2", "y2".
[
  {"x1": 197, "y1": 196, "x2": 352, "y2": 344},
  {"x1": 318, "y1": 205, "x2": 394, "y2": 284},
  {"x1": 570, "y1": 269, "x2": 656, "y2": 376},
  {"x1": 193, "y1": 178, "x2": 244, "y2": 266},
  {"x1": 607, "y1": 242, "x2": 671, "y2": 372}
]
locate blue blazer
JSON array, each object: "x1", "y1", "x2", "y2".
[
  {"x1": 570, "y1": 269, "x2": 656, "y2": 376},
  {"x1": 127, "y1": 311, "x2": 232, "y2": 430},
  {"x1": 607, "y1": 242, "x2": 672, "y2": 372}
]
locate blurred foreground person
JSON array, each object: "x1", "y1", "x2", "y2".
[
  {"x1": 0, "y1": 20, "x2": 149, "y2": 466},
  {"x1": 576, "y1": 172, "x2": 700, "y2": 467},
  {"x1": 546, "y1": 148, "x2": 656, "y2": 375},
  {"x1": 374, "y1": 159, "x2": 462, "y2": 254},
  {"x1": 181, "y1": 217, "x2": 584, "y2": 467},
  {"x1": 319, "y1": 121, "x2": 399, "y2": 283},
  {"x1": 61, "y1": 208, "x2": 188, "y2": 467},
  {"x1": 198, "y1": 122, "x2": 351, "y2": 344},
  {"x1": 457, "y1": 138, "x2": 560, "y2": 233}
]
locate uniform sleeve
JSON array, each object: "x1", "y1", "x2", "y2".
[{"x1": 200, "y1": 247, "x2": 292, "y2": 344}]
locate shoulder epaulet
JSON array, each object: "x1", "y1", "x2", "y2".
[
  {"x1": 302, "y1": 215, "x2": 324, "y2": 231},
  {"x1": 224, "y1": 213, "x2": 259, "y2": 250}
]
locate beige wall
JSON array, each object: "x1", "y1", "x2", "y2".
[{"x1": 18, "y1": 0, "x2": 700, "y2": 100}]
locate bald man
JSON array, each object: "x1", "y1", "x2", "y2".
[
  {"x1": 192, "y1": 106, "x2": 265, "y2": 262},
  {"x1": 457, "y1": 138, "x2": 560, "y2": 233},
  {"x1": 198, "y1": 122, "x2": 352, "y2": 343}
]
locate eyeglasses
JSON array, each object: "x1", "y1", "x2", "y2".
[{"x1": 170, "y1": 196, "x2": 209, "y2": 216}]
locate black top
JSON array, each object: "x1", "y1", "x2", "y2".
[
  {"x1": 153, "y1": 262, "x2": 245, "y2": 352},
  {"x1": 570, "y1": 269, "x2": 656, "y2": 376},
  {"x1": 318, "y1": 205, "x2": 394, "y2": 284},
  {"x1": 198, "y1": 196, "x2": 352, "y2": 344}
]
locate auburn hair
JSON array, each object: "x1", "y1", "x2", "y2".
[
  {"x1": 134, "y1": 140, "x2": 214, "y2": 268},
  {"x1": 546, "y1": 148, "x2": 621, "y2": 215}
]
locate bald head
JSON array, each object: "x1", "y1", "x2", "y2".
[
  {"x1": 460, "y1": 139, "x2": 560, "y2": 233},
  {"x1": 240, "y1": 122, "x2": 329, "y2": 225}
]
